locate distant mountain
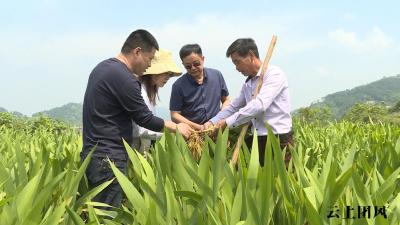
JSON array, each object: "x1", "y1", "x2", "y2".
[
  {"x1": 9, "y1": 74, "x2": 400, "y2": 125},
  {"x1": 0, "y1": 107, "x2": 26, "y2": 117},
  {"x1": 30, "y1": 103, "x2": 171, "y2": 126},
  {"x1": 33, "y1": 103, "x2": 82, "y2": 125},
  {"x1": 11, "y1": 111, "x2": 25, "y2": 118},
  {"x1": 311, "y1": 74, "x2": 400, "y2": 118}
]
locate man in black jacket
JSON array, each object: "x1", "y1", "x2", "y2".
[{"x1": 81, "y1": 29, "x2": 192, "y2": 207}]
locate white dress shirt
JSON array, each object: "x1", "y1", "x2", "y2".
[
  {"x1": 132, "y1": 85, "x2": 163, "y2": 140},
  {"x1": 210, "y1": 65, "x2": 292, "y2": 135}
]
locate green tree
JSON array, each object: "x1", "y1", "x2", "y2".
[
  {"x1": 342, "y1": 102, "x2": 388, "y2": 123},
  {"x1": 389, "y1": 100, "x2": 400, "y2": 113},
  {"x1": 294, "y1": 106, "x2": 333, "y2": 124},
  {"x1": 0, "y1": 112, "x2": 14, "y2": 128},
  {"x1": 0, "y1": 112, "x2": 71, "y2": 133}
]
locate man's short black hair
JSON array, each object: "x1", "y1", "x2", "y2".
[
  {"x1": 226, "y1": 38, "x2": 259, "y2": 58},
  {"x1": 179, "y1": 44, "x2": 202, "y2": 60},
  {"x1": 121, "y1": 29, "x2": 159, "y2": 54}
]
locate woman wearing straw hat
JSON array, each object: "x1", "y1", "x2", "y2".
[{"x1": 133, "y1": 49, "x2": 182, "y2": 153}]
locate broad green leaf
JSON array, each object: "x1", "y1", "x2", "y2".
[
  {"x1": 212, "y1": 128, "x2": 229, "y2": 206},
  {"x1": 246, "y1": 133, "x2": 259, "y2": 192},
  {"x1": 66, "y1": 206, "x2": 85, "y2": 225},
  {"x1": 16, "y1": 173, "x2": 41, "y2": 221},
  {"x1": 303, "y1": 189, "x2": 323, "y2": 225},
  {"x1": 230, "y1": 182, "x2": 243, "y2": 225},
  {"x1": 109, "y1": 160, "x2": 148, "y2": 216},
  {"x1": 75, "y1": 179, "x2": 113, "y2": 208},
  {"x1": 40, "y1": 201, "x2": 66, "y2": 225}
]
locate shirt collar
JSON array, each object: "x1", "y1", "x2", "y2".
[
  {"x1": 185, "y1": 68, "x2": 207, "y2": 85},
  {"x1": 245, "y1": 69, "x2": 261, "y2": 83}
]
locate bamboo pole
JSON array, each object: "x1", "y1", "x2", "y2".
[{"x1": 230, "y1": 35, "x2": 277, "y2": 166}]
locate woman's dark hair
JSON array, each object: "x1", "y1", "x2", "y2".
[{"x1": 139, "y1": 75, "x2": 159, "y2": 105}]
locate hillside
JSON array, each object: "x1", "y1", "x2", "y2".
[
  {"x1": 3, "y1": 74, "x2": 399, "y2": 125},
  {"x1": 33, "y1": 103, "x2": 82, "y2": 125},
  {"x1": 32, "y1": 103, "x2": 171, "y2": 125},
  {"x1": 0, "y1": 107, "x2": 26, "y2": 118},
  {"x1": 311, "y1": 74, "x2": 400, "y2": 118},
  {"x1": 1, "y1": 103, "x2": 170, "y2": 126}
]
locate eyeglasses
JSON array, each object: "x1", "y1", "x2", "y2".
[{"x1": 184, "y1": 61, "x2": 201, "y2": 70}]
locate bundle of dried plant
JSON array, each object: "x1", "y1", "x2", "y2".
[{"x1": 187, "y1": 127, "x2": 215, "y2": 160}]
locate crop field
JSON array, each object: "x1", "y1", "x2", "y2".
[{"x1": 0, "y1": 120, "x2": 399, "y2": 225}]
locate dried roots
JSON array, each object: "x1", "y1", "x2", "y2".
[{"x1": 187, "y1": 127, "x2": 214, "y2": 160}]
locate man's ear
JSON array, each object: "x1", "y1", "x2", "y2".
[
  {"x1": 248, "y1": 50, "x2": 257, "y2": 62},
  {"x1": 132, "y1": 47, "x2": 142, "y2": 56},
  {"x1": 248, "y1": 50, "x2": 255, "y2": 57}
]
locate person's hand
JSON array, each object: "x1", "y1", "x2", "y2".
[
  {"x1": 203, "y1": 121, "x2": 213, "y2": 130},
  {"x1": 216, "y1": 119, "x2": 227, "y2": 131},
  {"x1": 211, "y1": 119, "x2": 226, "y2": 137},
  {"x1": 176, "y1": 123, "x2": 194, "y2": 139},
  {"x1": 191, "y1": 123, "x2": 203, "y2": 131}
]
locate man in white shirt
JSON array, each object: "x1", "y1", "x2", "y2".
[{"x1": 205, "y1": 38, "x2": 294, "y2": 166}]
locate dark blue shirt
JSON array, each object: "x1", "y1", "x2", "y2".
[
  {"x1": 81, "y1": 58, "x2": 164, "y2": 160},
  {"x1": 170, "y1": 67, "x2": 229, "y2": 124}
]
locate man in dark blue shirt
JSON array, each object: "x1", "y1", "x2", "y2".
[
  {"x1": 170, "y1": 44, "x2": 230, "y2": 130},
  {"x1": 81, "y1": 29, "x2": 193, "y2": 208}
]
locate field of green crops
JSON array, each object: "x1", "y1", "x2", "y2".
[{"x1": 0, "y1": 120, "x2": 399, "y2": 225}]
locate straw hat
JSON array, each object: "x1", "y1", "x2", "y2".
[{"x1": 143, "y1": 49, "x2": 182, "y2": 76}]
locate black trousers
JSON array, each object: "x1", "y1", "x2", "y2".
[
  {"x1": 245, "y1": 130, "x2": 294, "y2": 167},
  {"x1": 84, "y1": 156, "x2": 127, "y2": 208}
]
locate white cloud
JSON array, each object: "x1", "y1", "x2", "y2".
[
  {"x1": 148, "y1": 13, "x2": 322, "y2": 108},
  {"x1": 314, "y1": 66, "x2": 330, "y2": 77},
  {"x1": 367, "y1": 27, "x2": 392, "y2": 48},
  {"x1": 3, "y1": 11, "x2": 397, "y2": 115},
  {"x1": 328, "y1": 27, "x2": 393, "y2": 52},
  {"x1": 151, "y1": 12, "x2": 322, "y2": 58},
  {"x1": 279, "y1": 40, "x2": 323, "y2": 55}
]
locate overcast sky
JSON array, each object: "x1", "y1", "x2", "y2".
[{"x1": 1, "y1": 0, "x2": 399, "y2": 115}]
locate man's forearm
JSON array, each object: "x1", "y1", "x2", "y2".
[
  {"x1": 221, "y1": 96, "x2": 231, "y2": 110},
  {"x1": 171, "y1": 111, "x2": 202, "y2": 129},
  {"x1": 164, "y1": 120, "x2": 177, "y2": 132},
  {"x1": 164, "y1": 120, "x2": 194, "y2": 139}
]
